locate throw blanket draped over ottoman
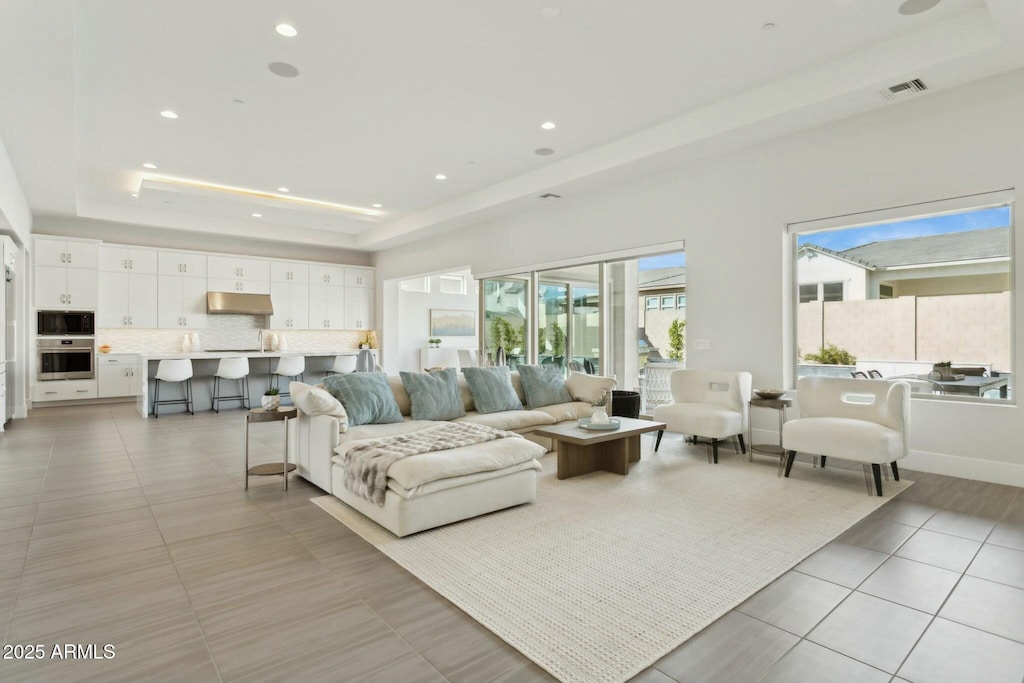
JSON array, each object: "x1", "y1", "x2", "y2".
[{"x1": 343, "y1": 422, "x2": 517, "y2": 505}]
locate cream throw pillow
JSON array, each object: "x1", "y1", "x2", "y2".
[
  {"x1": 565, "y1": 372, "x2": 617, "y2": 404},
  {"x1": 290, "y1": 381, "x2": 349, "y2": 432}
]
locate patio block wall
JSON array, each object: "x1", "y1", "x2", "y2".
[
  {"x1": 823, "y1": 298, "x2": 917, "y2": 362},
  {"x1": 916, "y1": 292, "x2": 1010, "y2": 370}
]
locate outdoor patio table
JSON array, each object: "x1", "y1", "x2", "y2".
[{"x1": 911, "y1": 374, "x2": 1009, "y2": 398}]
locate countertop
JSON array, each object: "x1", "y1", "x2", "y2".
[{"x1": 106, "y1": 350, "x2": 366, "y2": 360}]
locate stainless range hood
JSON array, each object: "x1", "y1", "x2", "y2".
[{"x1": 206, "y1": 292, "x2": 274, "y2": 315}]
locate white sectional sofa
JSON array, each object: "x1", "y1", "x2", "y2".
[{"x1": 291, "y1": 372, "x2": 606, "y2": 536}]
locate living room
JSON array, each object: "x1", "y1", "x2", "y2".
[{"x1": 2, "y1": 1, "x2": 1024, "y2": 682}]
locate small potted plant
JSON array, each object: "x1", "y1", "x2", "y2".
[
  {"x1": 262, "y1": 387, "x2": 281, "y2": 411},
  {"x1": 429, "y1": 337, "x2": 441, "y2": 348}
]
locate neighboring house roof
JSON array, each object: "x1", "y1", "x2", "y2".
[
  {"x1": 801, "y1": 227, "x2": 1010, "y2": 270},
  {"x1": 639, "y1": 267, "x2": 685, "y2": 290}
]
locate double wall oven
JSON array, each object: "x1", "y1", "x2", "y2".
[{"x1": 37, "y1": 310, "x2": 95, "y2": 381}]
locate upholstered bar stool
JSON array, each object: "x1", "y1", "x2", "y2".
[
  {"x1": 271, "y1": 355, "x2": 305, "y2": 398},
  {"x1": 326, "y1": 354, "x2": 357, "y2": 376},
  {"x1": 212, "y1": 357, "x2": 251, "y2": 413},
  {"x1": 151, "y1": 359, "x2": 194, "y2": 418}
]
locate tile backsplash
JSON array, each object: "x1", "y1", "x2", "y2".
[{"x1": 98, "y1": 315, "x2": 367, "y2": 353}]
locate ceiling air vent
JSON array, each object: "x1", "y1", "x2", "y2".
[
  {"x1": 538, "y1": 193, "x2": 562, "y2": 200},
  {"x1": 879, "y1": 78, "x2": 928, "y2": 102}
]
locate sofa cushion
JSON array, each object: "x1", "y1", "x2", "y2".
[
  {"x1": 387, "y1": 376, "x2": 413, "y2": 416},
  {"x1": 322, "y1": 373, "x2": 403, "y2": 426},
  {"x1": 517, "y1": 364, "x2": 573, "y2": 409},
  {"x1": 400, "y1": 368, "x2": 466, "y2": 421},
  {"x1": 457, "y1": 376, "x2": 476, "y2": 413},
  {"x1": 455, "y1": 410, "x2": 556, "y2": 431},
  {"x1": 291, "y1": 381, "x2": 349, "y2": 432},
  {"x1": 565, "y1": 372, "x2": 617, "y2": 404},
  {"x1": 462, "y1": 367, "x2": 523, "y2": 414},
  {"x1": 653, "y1": 402, "x2": 742, "y2": 439},
  {"x1": 535, "y1": 401, "x2": 595, "y2": 422},
  {"x1": 782, "y1": 417, "x2": 903, "y2": 464}
]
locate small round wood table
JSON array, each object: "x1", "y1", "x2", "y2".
[{"x1": 245, "y1": 406, "x2": 298, "y2": 490}]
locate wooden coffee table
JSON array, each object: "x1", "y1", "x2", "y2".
[{"x1": 534, "y1": 417, "x2": 667, "y2": 480}]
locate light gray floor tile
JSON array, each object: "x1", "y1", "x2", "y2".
[
  {"x1": 898, "y1": 618, "x2": 1024, "y2": 683},
  {"x1": 859, "y1": 556, "x2": 961, "y2": 613},
  {"x1": 758, "y1": 640, "x2": 890, "y2": 683},
  {"x1": 895, "y1": 528, "x2": 981, "y2": 573},
  {"x1": 966, "y1": 543, "x2": 1024, "y2": 590},
  {"x1": 838, "y1": 518, "x2": 917, "y2": 554},
  {"x1": 808, "y1": 592, "x2": 931, "y2": 673},
  {"x1": 939, "y1": 576, "x2": 1024, "y2": 643},
  {"x1": 922, "y1": 510, "x2": 997, "y2": 542},
  {"x1": 794, "y1": 542, "x2": 889, "y2": 588},
  {"x1": 737, "y1": 570, "x2": 850, "y2": 636},
  {"x1": 625, "y1": 667, "x2": 674, "y2": 683},
  {"x1": 654, "y1": 611, "x2": 797, "y2": 683}
]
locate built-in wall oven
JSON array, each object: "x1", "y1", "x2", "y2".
[
  {"x1": 38, "y1": 310, "x2": 95, "y2": 336},
  {"x1": 37, "y1": 338, "x2": 95, "y2": 380}
]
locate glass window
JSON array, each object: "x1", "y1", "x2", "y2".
[
  {"x1": 799, "y1": 284, "x2": 818, "y2": 303},
  {"x1": 439, "y1": 274, "x2": 467, "y2": 295},
  {"x1": 399, "y1": 277, "x2": 429, "y2": 292},
  {"x1": 822, "y1": 282, "x2": 844, "y2": 302},
  {"x1": 661, "y1": 296, "x2": 674, "y2": 309},
  {"x1": 677, "y1": 295, "x2": 686, "y2": 309},
  {"x1": 646, "y1": 296, "x2": 659, "y2": 310},
  {"x1": 482, "y1": 277, "x2": 528, "y2": 368}
]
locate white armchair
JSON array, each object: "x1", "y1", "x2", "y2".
[
  {"x1": 782, "y1": 376, "x2": 910, "y2": 495},
  {"x1": 652, "y1": 369, "x2": 752, "y2": 463}
]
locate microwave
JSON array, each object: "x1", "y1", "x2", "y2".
[{"x1": 38, "y1": 310, "x2": 95, "y2": 336}]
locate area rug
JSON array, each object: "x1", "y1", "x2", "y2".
[{"x1": 312, "y1": 447, "x2": 911, "y2": 683}]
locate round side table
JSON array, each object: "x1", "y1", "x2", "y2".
[
  {"x1": 748, "y1": 397, "x2": 793, "y2": 477},
  {"x1": 245, "y1": 406, "x2": 298, "y2": 490}
]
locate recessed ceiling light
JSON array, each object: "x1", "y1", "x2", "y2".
[
  {"x1": 275, "y1": 23, "x2": 298, "y2": 37},
  {"x1": 435, "y1": 174, "x2": 447, "y2": 180},
  {"x1": 277, "y1": 187, "x2": 290, "y2": 193},
  {"x1": 541, "y1": 121, "x2": 556, "y2": 130},
  {"x1": 160, "y1": 110, "x2": 178, "y2": 119},
  {"x1": 372, "y1": 203, "x2": 382, "y2": 208},
  {"x1": 541, "y1": 7, "x2": 561, "y2": 18},
  {"x1": 898, "y1": 0, "x2": 940, "y2": 15},
  {"x1": 131, "y1": 193, "x2": 138, "y2": 198},
  {"x1": 142, "y1": 162, "x2": 157, "y2": 169},
  {"x1": 252, "y1": 212, "x2": 263, "y2": 218},
  {"x1": 268, "y1": 62, "x2": 300, "y2": 78},
  {"x1": 535, "y1": 148, "x2": 555, "y2": 156},
  {"x1": 761, "y1": 22, "x2": 776, "y2": 31}
]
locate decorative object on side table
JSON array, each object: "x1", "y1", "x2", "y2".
[
  {"x1": 928, "y1": 361, "x2": 963, "y2": 381},
  {"x1": 578, "y1": 417, "x2": 621, "y2": 431},
  {"x1": 753, "y1": 389, "x2": 786, "y2": 400},
  {"x1": 262, "y1": 387, "x2": 281, "y2": 411},
  {"x1": 98, "y1": 344, "x2": 112, "y2": 353},
  {"x1": 428, "y1": 337, "x2": 441, "y2": 348},
  {"x1": 591, "y1": 389, "x2": 612, "y2": 424}
]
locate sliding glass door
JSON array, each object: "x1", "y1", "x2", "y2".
[{"x1": 481, "y1": 277, "x2": 529, "y2": 367}]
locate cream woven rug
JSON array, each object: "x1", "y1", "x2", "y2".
[{"x1": 312, "y1": 445, "x2": 911, "y2": 683}]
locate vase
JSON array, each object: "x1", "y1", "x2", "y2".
[
  {"x1": 261, "y1": 394, "x2": 280, "y2": 411},
  {"x1": 181, "y1": 335, "x2": 193, "y2": 353},
  {"x1": 592, "y1": 407, "x2": 609, "y2": 424}
]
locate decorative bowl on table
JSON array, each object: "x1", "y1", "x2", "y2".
[
  {"x1": 753, "y1": 389, "x2": 786, "y2": 400},
  {"x1": 578, "y1": 417, "x2": 621, "y2": 431},
  {"x1": 98, "y1": 345, "x2": 112, "y2": 354}
]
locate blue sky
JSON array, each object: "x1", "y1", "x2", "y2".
[
  {"x1": 639, "y1": 252, "x2": 686, "y2": 270},
  {"x1": 798, "y1": 206, "x2": 1010, "y2": 251}
]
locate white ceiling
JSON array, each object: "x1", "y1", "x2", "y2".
[{"x1": 1, "y1": 0, "x2": 1023, "y2": 252}]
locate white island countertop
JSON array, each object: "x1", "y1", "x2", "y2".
[{"x1": 133, "y1": 349, "x2": 365, "y2": 360}]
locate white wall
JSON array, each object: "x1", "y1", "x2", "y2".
[
  {"x1": 374, "y1": 68, "x2": 1024, "y2": 484},
  {"x1": 389, "y1": 270, "x2": 478, "y2": 373},
  {"x1": 0, "y1": 135, "x2": 32, "y2": 246}
]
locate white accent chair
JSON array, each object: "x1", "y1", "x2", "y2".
[
  {"x1": 652, "y1": 369, "x2": 752, "y2": 463},
  {"x1": 782, "y1": 376, "x2": 910, "y2": 496},
  {"x1": 327, "y1": 355, "x2": 357, "y2": 375},
  {"x1": 152, "y1": 359, "x2": 194, "y2": 418},
  {"x1": 212, "y1": 357, "x2": 250, "y2": 413}
]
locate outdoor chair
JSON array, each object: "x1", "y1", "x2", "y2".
[
  {"x1": 782, "y1": 376, "x2": 910, "y2": 495},
  {"x1": 653, "y1": 369, "x2": 751, "y2": 463},
  {"x1": 867, "y1": 370, "x2": 883, "y2": 379},
  {"x1": 850, "y1": 371, "x2": 868, "y2": 379}
]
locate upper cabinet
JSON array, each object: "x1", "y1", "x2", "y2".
[
  {"x1": 34, "y1": 238, "x2": 98, "y2": 270},
  {"x1": 345, "y1": 268, "x2": 374, "y2": 288},
  {"x1": 271, "y1": 261, "x2": 309, "y2": 284},
  {"x1": 98, "y1": 246, "x2": 158, "y2": 274},
  {"x1": 207, "y1": 255, "x2": 270, "y2": 282},
  {"x1": 309, "y1": 264, "x2": 344, "y2": 285},
  {"x1": 158, "y1": 251, "x2": 207, "y2": 277},
  {"x1": 33, "y1": 238, "x2": 99, "y2": 309}
]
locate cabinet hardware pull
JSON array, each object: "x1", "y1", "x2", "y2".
[
  {"x1": 67, "y1": 253, "x2": 72, "y2": 263},
  {"x1": 128, "y1": 316, "x2": 133, "y2": 325},
  {"x1": 61, "y1": 252, "x2": 66, "y2": 263},
  {"x1": 129, "y1": 259, "x2": 133, "y2": 269},
  {"x1": 60, "y1": 294, "x2": 66, "y2": 304},
  {"x1": 76, "y1": 390, "x2": 88, "y2": 393},
  {"x1": 124, "y1": 316, "x2": 128, "y2": 325},
  {"x1": 184, "y1": 263, "x2": 188, "y2": 272},
  {"x1": 68, "y1": 294, "x2": 72, "y2": 304},
  {"x1": 123, "y1": 259, "x2": 128, "y2": 269}
]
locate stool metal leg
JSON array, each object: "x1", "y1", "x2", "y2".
[
  {"x1": 244, "y1": 413, "x2": 250, "y2": 491},
  {"x1": 153, "y1": 379, "x2": 160, "y2": 418},
  {"x1": 283, "y1": 415, "x2": 290, "y2": 491}
]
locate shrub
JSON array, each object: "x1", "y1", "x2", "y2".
[
  {"x1": 804, "y1": 344, "x2": 856, "y2": 365},
  {"x1": 668, "y1": 319, "x2": 685, "y2": 361}
]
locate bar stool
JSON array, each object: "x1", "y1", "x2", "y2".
[
  {"x1": 326, "y1": 354, "x2": 357, "y2": 376},
  {"x1": 152, "y1": 359, "x2": 194, "y2": 418},
  {"x1": 271, "y1": 355, "x2": 305, "y2": 398},
  {"x1": 212, "y1": 357, "x2": 251, "y2": 413}
]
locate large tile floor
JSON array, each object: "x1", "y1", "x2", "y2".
[{"x1": 0, "y1": 403, "x2": 1022, "y2": 683}]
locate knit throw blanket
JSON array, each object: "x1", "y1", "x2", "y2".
[{"x1": 342, "y1": 422, "x2": 517, "y2": 506}]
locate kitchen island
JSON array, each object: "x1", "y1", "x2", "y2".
[{"x1": 132, "y1": 349, "x2": 369, "y2": 418}]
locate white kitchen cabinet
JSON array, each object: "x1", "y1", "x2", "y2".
[
  {"x1": 33, "y1": 380, "x2": 97, "y2": 402},
  {"x1": 270, "y1": 282, "x2": 309, "y2": 329},
  {"x1": 158, "y1": 275, "x2": 208, "y2": 329},
  {"x1": 307, "y1": 284, "x2": 345, "y2": 329},
  {"x1": 207, "y1": 278, "x2": 271, "y2": 295},
  {"x1": 344, "y1": 268, "x2": 374, "y2": 288},
  {"x1": 271, "y1": 261, "x2": 309, "y2": 284},
  {"x1": 98, "y1": 246, "x2": 158, "y2": 274},
  {"x1": 344, "y1": 287, "x2": 374, "y2": 330},
  {"x1": 34, "y1": 238, "x2": 98, "y2": 270},
  {"x1": 309, "y1": 264, "x2": 344, "y2": 285},
  {"x1": 208, "y1": 255, "x2": 270, "y2": 282},
  {"x1": 35, "y1": 265, "x2": 99, "y2": 309},
  {"x1": 97, "y1": 355, "x2": 141, "y2": 398},
  {"x1": 98, "y1": 272, "x2": 158, "y2": 328},
  {"x1": 158, "y1": 251, "x2": 206, "y2": 277}
]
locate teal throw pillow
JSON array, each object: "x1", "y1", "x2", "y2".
[
  {"x1": 462, "y1": 367, "x2": 523, "y2": 414},
  {"x1": 399, "y1": 368, "x2": 466, "y2": 421},
  {"x1": 517, "y1": 364, "x2": 573, "y2": 409},
  {"x1": 322, "y1": 373, "x2": 403, "y2": 426}
]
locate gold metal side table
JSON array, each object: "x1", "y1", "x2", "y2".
[
  {"x1": 245, "y1": 406, "x2": 298, "y2": 490},
  {"x1": 748, "y1": 397, "x2": 793, "y2": 477}
]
